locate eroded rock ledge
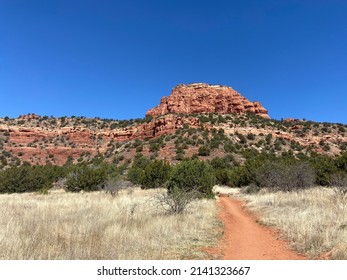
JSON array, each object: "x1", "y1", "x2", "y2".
[{"x1": 146, "y1": 83, "x2": 269, "y2": 119}]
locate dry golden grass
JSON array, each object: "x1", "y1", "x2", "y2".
[
  {"x1": 0, "y1": 188, "x2": 220, "y2": 260},
  {"x1": 238, "y1": 187, "x2": 347, "y2": 259}
]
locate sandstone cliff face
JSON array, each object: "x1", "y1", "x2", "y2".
[{"x1": 146, "y1": 83, "x2": 269, "y2": 119}]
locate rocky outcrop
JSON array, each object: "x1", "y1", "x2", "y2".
[
  {"x1": 146, "y1": 83, "x2": 270, "y2": 119},
  {"x1": 1, "y1": 114, "x2": 200, "y2": 144},
  {"x1": 109, "y1": 114, "x2": 201, "y2": 141}
]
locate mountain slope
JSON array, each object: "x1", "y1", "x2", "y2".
[{"x1": 0, "y1": 83, "x2": 346, "y2": 168}]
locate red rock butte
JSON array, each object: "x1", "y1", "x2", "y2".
[{"x1": 146, "y1": 83, "x2": 270, "y2": 119}]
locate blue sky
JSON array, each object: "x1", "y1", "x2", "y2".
[{"x1": 1, "y1": 0, "x2": 346, "y2": 123}]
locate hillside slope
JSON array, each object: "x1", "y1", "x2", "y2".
[{"x1": 0, "y1": 83, "x2": 346, "y2": 168}]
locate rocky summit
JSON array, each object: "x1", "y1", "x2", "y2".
[{"x1": 146, "y1": 83, "x2": 269, "y2": 119}]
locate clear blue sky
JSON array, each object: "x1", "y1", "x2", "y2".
[{"x1": 1, "y1": 0, "x2": 346, "y2": 123}]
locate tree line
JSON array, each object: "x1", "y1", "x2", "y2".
[{"x1": 1, "y1": 152, "x2": 347, "y2": 196}]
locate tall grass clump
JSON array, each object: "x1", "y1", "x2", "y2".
[{"x1": 241, "y1": 187, "x2": 347, "y2": 259}]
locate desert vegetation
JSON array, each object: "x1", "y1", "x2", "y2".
[
  {"x1": 0, "y1": 188, "x2": 220, "y2": 259},
  {"x1": 0, "y1": 156, "x2": 221, "y2": 260},
  {"x1": 238, "y1": 187, "x2": 347, "y2": 259},
  {"x1": 2, "y1": 150, "x2": 347, "y2": 198},
  {"x1": 2, "y1": 112, "x2": 347, "y2": 167},
  {"x1": 1, "y1": 112, "x2": 347, "y2": 260}
]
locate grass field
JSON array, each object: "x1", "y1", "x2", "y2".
[
  {"x1": 0, "y1": 188, "x2": 220, "y2": 260},
  {"x1": 2, "y1": 185, "x2": 345, "y2": 260},
  {"x1": 239, "y1": 187, "x2": 347, "y2": 259}
]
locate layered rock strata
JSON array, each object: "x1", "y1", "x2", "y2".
[{"x1": 146, "y1": 83, "x2": 269, "y2": 119}]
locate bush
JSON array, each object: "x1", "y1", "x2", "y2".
[
  {"x1": 309, "y1": 155, "x2": 337, "y2": 186},
  {"x1": 336, "y1": 152, "x2": 347, "y2": 172},
  {"x1": 214, "y1": 169, "x2": 231, "y2": 185},
  {"x1": 166, "y1": 159, "x2": 216, "y2": 198},
  {"x1": 127, "y1": 156, "x2": 171, "y2": 189},
  {"x1": 127, "y1": 155, "x2": 150, "y2": 184},
  {"x1": 142, "y1": 160, "x2": 171, "y2": 189},
  {"x1": 65, "y1": 165, "x2": 106, "y2": 192},
  {"x1": 228, "y1": 166, "x2": 250, "y2": 188},
  {"x1": 0, "y1": 166, "x2": 35, "y2": 193},
  {"x1": 135, "y1": 145, "x2": 143, "y2": 152},
  {"x1": 224, "y1": 141, "x2": 236, "y2": 153},
  {"x1": 247, "y1": 133, "x2": 255, "y2": 140},
  {"x1": 175, "y1": 152, "x2": 184, "y2": 161},
  {"x1": 198, "y1": 146, "x2": 210, "y2": 156},
  {"x1": 149, "y1": 143, "x2": 160, "y2": 152},
  {"x1": 127, "y1": 167, "x2": 144, "y2": 184},
  {"x1": 237, "y1": 134, "x2": 247, "y2": 144},
  {"x1": 210, "y1": 156, "x2": 234, "y2": 170},
  {"x1": 210, "y1": 156, "x2": 235, "y2": 186},
  {"x1": 0, "y1": 165, "x2": 67, "y2": 193},
  {"x1": 226, "y1": 155, "x2": 315, "y2": 192},
  {"x1": 155, "y1": 187, "x2": 198, "y2": 214},
  {"x1": 255, "y1": 161, "x2": 315, "y2": 192}
]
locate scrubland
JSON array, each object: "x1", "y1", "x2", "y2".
[
  {"x1": 0, "y1": 188, "x2": 220, "y2": 260},
  {"x1": 239, "y1": 187, "x2": 347, "y2": 259},
  {"x1": 2, "y1": 184, "x2": 346, "y2": 260}
]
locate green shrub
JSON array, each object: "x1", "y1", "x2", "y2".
[
  {"x1": 127, "y1": 166, "x2": 145, "y2": 184},
  {"x1": 247, "y1": 133, "x2": 255, "y2": 140},
  {"x1": 214, "y1": 169, "x2": 231, "y2": 185},
  {"x1": 210, "y1": 156, "x2": 234, "y2": 170},
  {"x1": 224, "y1": 141, "x2": 236, "y2": 153},
  {"x1": 175, "y1": 152, "x2": 184, "y2": 161},
  {"x1": 149, "y1": 143, "x2": 160, "y2": 152},
  {"x1": 65, "y1": 165, "x2": 106, "y2": 192},
  {"x1": 210, "y1": 156, "x2": 236, "y2": 186},
  {"x1": 142, "y1": 160, "x2": 171, "y2": 189},
  {"x1": 166, "y1": 159, "x2": 216, "y2": 198},
  {"x1": 0, "y1": 166, "x2": 34, "y2": 193},
  {"x1": 136, "y1": 145, "x2": 143, "y2": 152},
  {"x1": 127, "y1": 156, "x2": 171, "y2": 188},
  {"x1": 309, "y1": 155, "x2": 337, "y2": 186},
  {"x1": 198, "y1": 146, "x2": 210, "y2": 156},
  {"x1": 228, "y1": 166, "x2": 250, "y2": 188},
  {"x1": 336, "y1": 152, "x2": 347, "y2": 172},
  {"x1": 0, "y1": 165, "x2": 67, "y2": 193},
  {"x1": 237, "y1": 133, "x2": 247, "y2": 144},
  {"x1": 265, "y1": 133, "x2": 272, "y2": 144}
]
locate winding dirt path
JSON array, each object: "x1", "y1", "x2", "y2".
[{"x1": 216, "y1": 196, "x2": 306, "y2": 260}]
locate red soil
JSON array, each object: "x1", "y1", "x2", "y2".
[{"x1": 215, "y1": 196, "x2": 306, "y2": 260}]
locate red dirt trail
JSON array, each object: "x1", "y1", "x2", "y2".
[{"x1": 216, "y1": 196, "x2": 306, "y2": 260}]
